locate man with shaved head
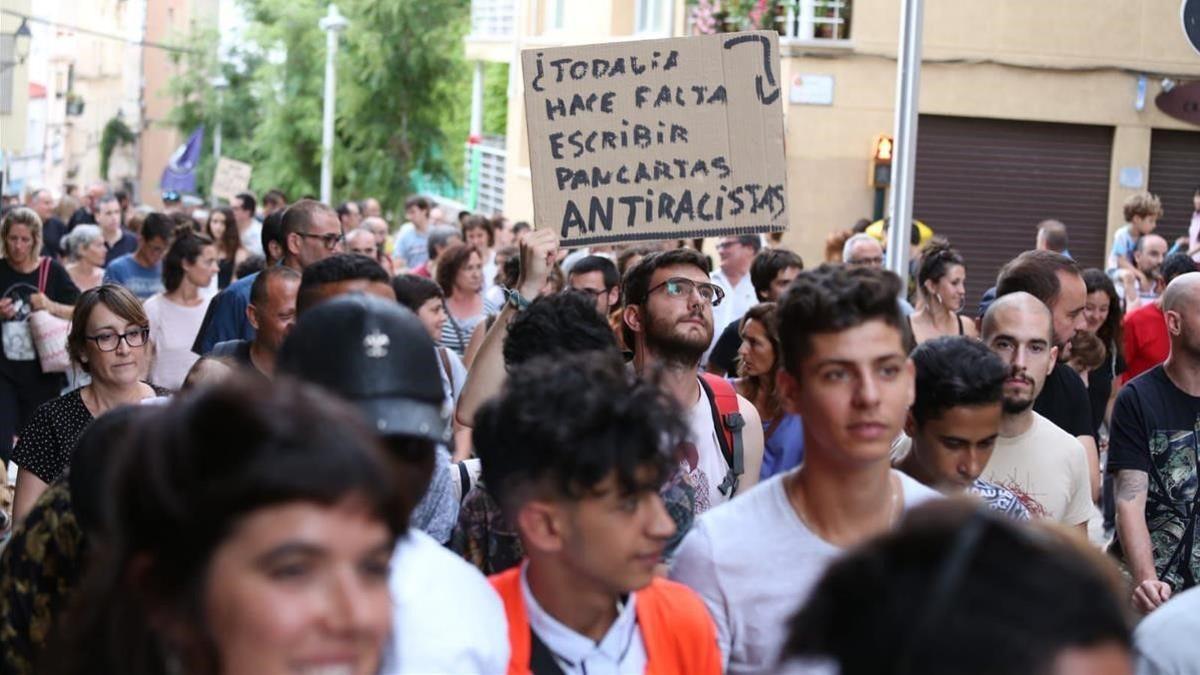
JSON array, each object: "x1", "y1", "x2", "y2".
[
  {"x1": 979, "y1": 292, "x2": 1095, "y2": 530},
  {"x1": 1109, "y1": 272, "x2": 1200, "y2": 615}
]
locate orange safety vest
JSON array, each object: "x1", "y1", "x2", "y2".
[{"x1": 490, "y1": 566, "x2": 722, "y2": 675}]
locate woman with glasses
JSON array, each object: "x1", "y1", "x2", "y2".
[{"x1": 10, "y1": 284, "x2": 169, "y2": 523}]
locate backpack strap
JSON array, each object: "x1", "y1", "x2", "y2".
[
  {"x1": 698, "y1": 373, "x2": 745, "y2": 496},
  {"x1": 37, "y1": 257, "x2": 50, "y2": 294}
]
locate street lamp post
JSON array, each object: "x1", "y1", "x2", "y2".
[
  {"x1": 885, "y1": 0, "x2": 924, "y2": 282},
  {"x1": 210, "y1": 76, "x2": 229, "y2": 207},
  {"x1": 0, "y1": 18, "x2": 31, "y2": 73},
  {"x1": 319, "y1": 5, "x2": 348, "y2": 205}
]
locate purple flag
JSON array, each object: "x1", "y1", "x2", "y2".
[{"x1": 160, "y1": 126, "x2": 205, "y2": 194}]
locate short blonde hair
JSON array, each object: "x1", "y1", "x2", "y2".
[
  {"x1": 1, "y1": 207, "x2": 43, "y2": 261},
  {"x1": 1123, "y1": 192, "x2": 1163, "y2": 222}
]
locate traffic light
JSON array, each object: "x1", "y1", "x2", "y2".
[{"x1": 869, "y1": 133, "x2": 893, "y2": 188}]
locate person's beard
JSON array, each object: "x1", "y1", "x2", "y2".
[
  {"x1": 644, "y1": 308, "x2": 712, "y2": 368},
  {"x1": 1002, "y1": 395, "x2": 1034, "y2": 415}
]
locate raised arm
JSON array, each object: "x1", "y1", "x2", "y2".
[{"x1": 455, "y1": 229, "x2": 559, "y2": 428}]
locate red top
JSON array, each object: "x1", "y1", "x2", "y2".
[
  {"x1": 490, "y1": 566, "x2": 722, "y2": 675},
  {"x1": 1122, "y1": 303, "x2": 1169, "y2": 384}
]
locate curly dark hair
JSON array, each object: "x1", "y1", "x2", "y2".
[
  {"x1": 475, "y1": 351, "x2": 686, "y2": 514},
  {"x1": 784, "y1": 501, "x2": 1131, "y2": 675},
  {"x1": 503, "y1": 291, "x2": 618, "y2": 368},
  {"x1": 916, "y1": 238, "x2": 965, "y2": 291},
  {"x1": 297, "y1": 253, "x2": 389, "y2": 314},
  {"x1": 777, "y1": 264, "x2": 905, "y2": 375},
  {"x1": 909, "y1": 336, "x2": 1008, "y2": 426}
]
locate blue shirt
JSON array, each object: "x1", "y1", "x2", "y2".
[
  {"x1": 193, "y1": 271, "x2": 257, "y2": 355},
  {"x1": 102, "y1": 254, "x2": 163, "y2": 299},
  {"x1": 395, "y1": 227, "x2": 430, "y2": 269},
  {"x1": 760, "y1": 413, "x2": 804, "y2": 480}
]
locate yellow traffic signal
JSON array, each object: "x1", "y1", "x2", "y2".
[{"x1": 869, "y1": 133, "x2": 893, "y2": 187}]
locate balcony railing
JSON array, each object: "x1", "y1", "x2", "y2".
[
  {"x1": 469, "y1": 0, "x2": 516, "y2": 40},
  {"x1": 464, "y1": 137, "x2": 506, "y2": 216}
]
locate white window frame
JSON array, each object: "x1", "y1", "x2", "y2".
[
  {"x1": 635, "y1": 0, "x2": 669, "y2": 36},
  {"x1": 545, "y1": 0, "x2": 566, "y2": 33},
  {"x1": 779, "y1": 0, "x2": 851, "y2": 43}
]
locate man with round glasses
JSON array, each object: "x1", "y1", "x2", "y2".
[{"x1": 621, "y1": 248, "x2": 764, "y2": 518}]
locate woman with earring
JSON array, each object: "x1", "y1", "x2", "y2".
[{"x1": 907, "y1": 238, "x2": 978, "y2": 346}]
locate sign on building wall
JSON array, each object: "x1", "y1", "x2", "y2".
[
  {"x1": 210, "y1": 157, "x2": 252, "y2": 202},
  {"x1": 521, "y1": 31, "x2": 788, "y2": 246}
]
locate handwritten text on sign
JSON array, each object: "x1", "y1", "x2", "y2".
[{"x1": 522, "y1": 31, "x2": 788, "y2": 246}]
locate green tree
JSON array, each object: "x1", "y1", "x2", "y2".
[
  {"x1": 166, "y1": 0, "x2": 478, "y2": 214},
  {"x1": 163, "y1": 26, "x2": 264, "y2": 202}
]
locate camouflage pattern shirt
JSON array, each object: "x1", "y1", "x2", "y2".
[{"x1": 1108, "y1": 366, "x2": 1200, "y2": 591}]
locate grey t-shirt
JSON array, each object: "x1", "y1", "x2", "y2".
[
  {"x1": 669, "y1": 470, "x2": 940, "y2": 675},
  {"x1": 1135, "y1": 585, "x2": 1200, "y2": 675}
]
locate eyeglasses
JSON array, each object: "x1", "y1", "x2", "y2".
[
  {"x1": 86, "y1": 327, "x2": 150, "y2": 352},
  {"x1": 647, "y1": 277, "x2": 725, "y2": 307},
  {"x1": 296, "y1": 232, "x2": 345, "y2": 251},
  {"x1": 568, "y1": 287, "x2": 611, "y2": 298}
]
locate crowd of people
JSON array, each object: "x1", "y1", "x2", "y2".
[{"x1": 0, "y1": 180, "x2": 1198, "y2": 675}]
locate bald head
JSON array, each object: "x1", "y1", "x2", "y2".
[
  {"x1": 982, "y1": 292, "x2": 1054, "y2": 344},
  {"x1": 1163, "y1": 272, "x2": 1200, "y2": 315}
]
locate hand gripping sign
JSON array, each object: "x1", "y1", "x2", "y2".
[{"x1": 522, "y1": 31, "x2": 789, "y2": 246}]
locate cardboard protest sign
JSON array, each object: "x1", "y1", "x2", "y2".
[
  {"x1": 521, "y1": 30, "x2": 787, "y2": 246},
  {"x1": 210, "y1": 157, "x2": 253, "y2": 203}
]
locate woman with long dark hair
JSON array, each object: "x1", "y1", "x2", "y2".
[
  {"x1": 733, "y1": 303, "x2": 804, "y2": 480},
  {"x1": 1081, "y1": 268, "x2": 1126, "y2": 440},
  {"x1": 204, "y1": 206, "x2": 246, "y2": 289},
  {"x1": 46, "y1": 377, "x2": 410, "y2": 675}
]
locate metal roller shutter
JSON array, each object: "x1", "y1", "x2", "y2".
[
  {"x1": 912, "y1": 115, "x2": 1114, "y2": 309},
  {"x1": 1147, "y1": 129, "x2": 1200, "y2": 245}
]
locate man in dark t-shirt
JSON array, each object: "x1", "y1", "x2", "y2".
[
  {"x1": 1109, "y1": 272, "x2": 1200, "y2": 615},
  {"x1": 706, "y1": 248, "x2": 802, "y2": 376}
]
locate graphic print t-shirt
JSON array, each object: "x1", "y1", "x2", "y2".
[{"x1": 1108, "y1": 366, "x2": 1200, "y2": 591}]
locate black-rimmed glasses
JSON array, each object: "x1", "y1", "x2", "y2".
[
  {"x1": 647, "y1": 277, "x2": 725, "y2": 307},
  {"x1": 296, "y1": 232, "x2": 345, "y2": 251},
  {"x1": 86, "y1": 327, "x2": 150, "y2": 352}
]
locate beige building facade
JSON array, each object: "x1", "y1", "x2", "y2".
[{"x1": 467, "y1": 0, "x2": 1200, "y2": 293}]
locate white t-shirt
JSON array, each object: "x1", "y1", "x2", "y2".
[
  {"x1": 707, "y1": 268, "x2": 757, "y2": 362},
  {"x1": 682, "y1": 382, "x2": 733, "y2": 515},
  {"x1": 1135, "y1": 585, "x2": 1200, "y2": 675},
  {"x1": 381, "y1": 530, "x2": 510, "y2": 674},
  {"x1": 144, "y1": 293, "x2": 211, "y2": 391},
  {"x1": 980, "y1": 412, "x2": 1096, "y2": 526},
  {"x1": 670, "y1": 470, "x2": 940, "y2": 675},
  {"x1": 240, "y1": 220, "x2": 263, "y2": 256}
]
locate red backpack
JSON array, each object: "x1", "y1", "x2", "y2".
[{"x1": 698, "y1": 373, "x2": 746, "y2": 495}]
